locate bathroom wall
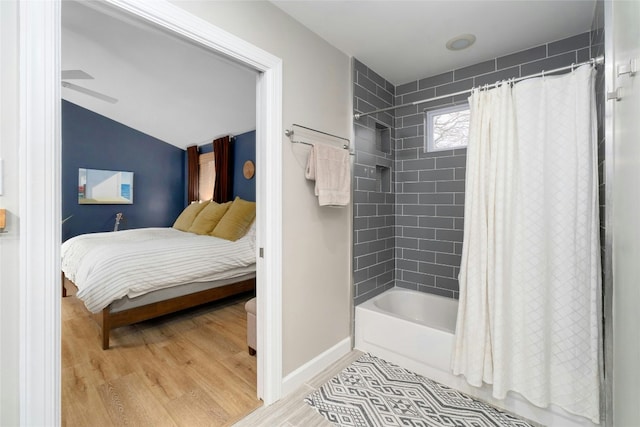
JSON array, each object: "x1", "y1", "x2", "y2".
[
  {"x1": 352, "y1": 59, "x2": 397, "y2": 305},
  {"x1": 354, "y1": 32, "x2": 597, "y2": 304},
  {"x1": 394, "y1": 32, "x2": 594, "y2": 299},
  {"x1": 172, "y1": 0, "x2": 353, "y2": 379}
]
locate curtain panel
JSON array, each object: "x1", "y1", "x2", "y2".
[
  {"x1": 453, "y1": 65, "x2": 600, "y2": 422},
  {"x1": 186, "y1": 145, "x2": 199, "y2": 203},
  {"x1": 213, "y1": 136, "x2": 234, "y2": 203}
]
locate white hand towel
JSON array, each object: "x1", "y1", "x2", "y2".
[
  {"x1": 305, "y1": 144, "x2": 350, "y2": 207},
  {"x1": 305, "y1": 145, "x2": 316, "y2": 181}
]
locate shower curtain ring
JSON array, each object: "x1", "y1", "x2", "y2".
[{"x1": 571, "y1": 62, "x2": 576, "y2": 72}]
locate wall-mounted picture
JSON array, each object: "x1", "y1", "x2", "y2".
[{"x1": 78, "y1": 168, "x2": 134, "y2": 204}]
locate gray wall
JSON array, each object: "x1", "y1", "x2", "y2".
[
  {"x1": 354, "y1": 32, "x2": 598, "y2": 304},
  {"x1": 352, "y1": 59, "x2": 397, "y2": 305}
]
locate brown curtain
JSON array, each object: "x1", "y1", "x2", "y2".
[
  {"x1": 213, "y1": 136, "x2": 234, "y2": 203},
  {"x1": 187, "y1": 145, "x2": 199, "y2": 203}
]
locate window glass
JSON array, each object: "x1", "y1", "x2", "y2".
[
  {"x1": 198, "y1": 152, "x2": 215, "y2": 201},
  {"x1": 425, "y1": 104, "x2": 470, "y2": 152}
]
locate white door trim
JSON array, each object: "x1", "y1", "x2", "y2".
[
  {"x1": 19, "y1": 1, "x2": 62, "y2": 424},
  {"x1": 20, "y1": 1, "x2": 283, "y2": 423}
]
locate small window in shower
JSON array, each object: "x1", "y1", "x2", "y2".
[{"x1": 424, "y1": 103, "x2": 470, "y2": 152}]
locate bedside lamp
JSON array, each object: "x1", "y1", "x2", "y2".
[{"x1": 0, "y1": 209, "x2": 5, "y2": 229}]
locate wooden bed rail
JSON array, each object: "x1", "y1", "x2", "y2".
[
  {"x1": 99, "y1": 278, "x2": 255, "y2": 349},
  {"x1": 61, "y1": 272, "x2": 256, "y2": 350}
]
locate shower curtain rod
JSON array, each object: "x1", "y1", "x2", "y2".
[{"x1": 354, "y1": 56, "x2": 604, "y2": 120}]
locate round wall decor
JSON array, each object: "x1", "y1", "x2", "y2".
[{"x1": 243, "y1": 160, "x2": 255, "y2": 179}]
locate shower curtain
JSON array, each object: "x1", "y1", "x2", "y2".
[{"x1": 452, "y1": 65, "x2": 601, "y2": 423}]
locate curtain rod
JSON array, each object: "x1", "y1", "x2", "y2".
[{"x1": 354, "y1": 56, "x2": 604, "y2": 120}]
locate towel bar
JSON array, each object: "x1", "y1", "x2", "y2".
[{"x1": 285, "y1": 123, "x2": 351, "y2": 151}]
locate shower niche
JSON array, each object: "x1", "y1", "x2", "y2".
[
  {"x1": 376, "y1": 165, "x2": 391, "y2": 193},
  {"x1": 374, "y1": 122, "x2": 391, "y2": 193},
  {"x1": 375, "y1": 122, "x2": 391, "y2": 154}
]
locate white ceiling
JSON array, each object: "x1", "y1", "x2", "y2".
[
  {"x1": 62, "y1": 1, "x2": 257, "y2": 150},
  {"x1": 62, "y1": 1, "x2": 597, "y2": 149},
  {"x1": 272, "y1": 0, "x2": 597, "y2": 85}
]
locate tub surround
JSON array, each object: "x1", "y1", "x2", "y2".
[
  {"x1": 353, "y1": 32, "x2": 597, "y2": 305},
  {"x1": 352, "y1": 59, "x2": 397, "y2": 306},
  {"x1": 393, "y1": 32, "x2": 594, "y2": 299}
]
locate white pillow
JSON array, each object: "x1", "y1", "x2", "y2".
[{"x1": 244, "y1": 219, "x2": 257, "y2": 251}]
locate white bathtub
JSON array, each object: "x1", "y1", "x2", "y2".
[
  {"x1": 355, "y1": 288, "x2": 458, "y2": 377},
  {"x1": 355, "y1": 288, "x2": 598, "y2": 427}
]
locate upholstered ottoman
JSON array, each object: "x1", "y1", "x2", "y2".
[{"x1": 245, "y1": 297, "x2": 256, "y2": 355}]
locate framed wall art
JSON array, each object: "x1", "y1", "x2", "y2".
[{"x1": 78, "y1": 168, "x2": 134, "y2": 204}]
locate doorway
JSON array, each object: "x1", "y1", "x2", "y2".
[{"x1": 19, "y1": 0, "x2": 283, "y2": 423}]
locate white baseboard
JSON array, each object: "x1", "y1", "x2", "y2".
[{"x1": 281, "y1": 337, "x2": 351, "y2": 396}]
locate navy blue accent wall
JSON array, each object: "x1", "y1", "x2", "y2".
[
  {"x1": 199, "y1": 130, "x2": 256, "y2": 202},
  {"x1": 62, "y1": 100, "x2": 185, "y2": 241},
  {"x1": 232, "y1": 131, "x2": 256, "y2": 202}
]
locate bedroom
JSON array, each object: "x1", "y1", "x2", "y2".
[
  {"x1": 60, "y1": 1, "x2": 262, "y2": 424},
  {"x1": 2, "y1": 0, "x2": 639, "y2": 426}
]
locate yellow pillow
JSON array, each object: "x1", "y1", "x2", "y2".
[
  {"x1": 188, "y1": 201, "x2": 231, "y2": 235},
  {"x1": 172, "y1": 201, "x2": 208, "y2": 232},
  {"x1": 211, "y1": 197, "x2": 256, "y2": 241}
]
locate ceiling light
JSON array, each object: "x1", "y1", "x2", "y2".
[{"x1": 446, "y1": 34, "x2": 476, "y2": 51}]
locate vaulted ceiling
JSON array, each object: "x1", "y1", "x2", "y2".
[{"x1": 62, "y1": 1, "x2": 258, "y2": 150}]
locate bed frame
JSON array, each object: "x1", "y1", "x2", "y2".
[{"x1": 62, "y1": 273, "x2": 255, "y2": 350}]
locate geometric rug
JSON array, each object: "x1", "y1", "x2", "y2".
[{"x1": 305, "y1": 353, "x2": 536, "y2": 427}]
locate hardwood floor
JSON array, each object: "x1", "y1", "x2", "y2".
[{"x1": 62, "y1": 290, "x2": 261, "y2": 426}]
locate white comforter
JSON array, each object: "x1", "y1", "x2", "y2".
[{"x1": 61, "y1": 227, "x2": 256, "y2": 313}]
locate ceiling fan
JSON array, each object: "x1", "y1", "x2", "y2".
[{"x1": 61, "y1": 70, "x2": 118, "y2": 104}]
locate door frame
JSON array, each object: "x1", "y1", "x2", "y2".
[{"x1": 19, "y1": 1, "x2": 283, "y2": 424}]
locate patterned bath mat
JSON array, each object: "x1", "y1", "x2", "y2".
[{"x1": 305, "y1": 353, "x2": 535, "y2": 427}]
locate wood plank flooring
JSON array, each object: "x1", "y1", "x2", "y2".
[
  {"x1": 233, "y1": 350, "x2": 364, "y2": 427},
  {"x1": 62, "y1": 290, "x2": 261, "y2": 426}
]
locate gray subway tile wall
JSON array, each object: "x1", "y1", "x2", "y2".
[
  {"x1": 354, "y1": 32, "x2": 597, "y2": 304},
  {"x1": 496, "y1": 45, "x2": 546, "y2": 69},
  {"x1": 353, "y1": 58, "x2": 397, "y2": 306},
  {"x1": 547, "y1": 32, "x2": 591, "y2": 56}
]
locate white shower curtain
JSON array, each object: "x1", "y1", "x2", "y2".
[{"x1": 452, "y1": 65, "x2": 601, "y2": 423}]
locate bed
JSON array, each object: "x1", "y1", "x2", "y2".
[{"x1": 61, "y1": 223, "x2": 256, "y2": 349}]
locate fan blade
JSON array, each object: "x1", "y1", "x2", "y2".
[
  {"x1": 62, "y1": 81, "x2": 118, "y2": 104},
  {"x1": 61, "y1": 70, "x2": 93, "y2": 80}
]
